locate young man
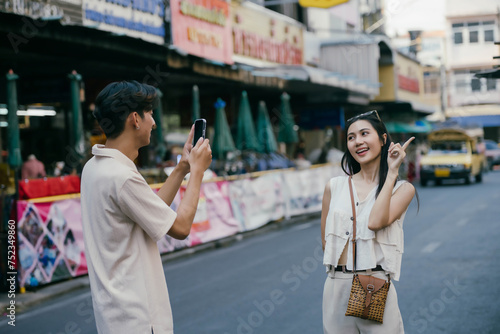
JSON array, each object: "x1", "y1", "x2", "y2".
[{"x1": 81, "y1": 81, "x2": 212, "y2": 334}]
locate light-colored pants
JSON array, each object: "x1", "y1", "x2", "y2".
[{"x1": 323, "y1": 269, "x2": 404, "y2": 334}]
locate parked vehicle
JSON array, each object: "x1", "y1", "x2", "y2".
[
  {"x1": 484, "y1": 140, "x2": 500, "y2": 170},
  {"x1": 419, "y1": 128, "x2": 485, "y2": 186}
]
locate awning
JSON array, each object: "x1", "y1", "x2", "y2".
[
  {"x1": 409, "y1": 100, "x2": 438, "y2": 115},
  {"x1": 250, "y1": 65, "x2": 380, "y2": 96},
  {"x1": 370, "y1": 100, "x2": 438, "y2": 115},
  {"x1": 449, "y1": 115, "x2": 500, "y2": 127},
  {"x1": 446, "y1": 104, "x2": 500, "y2": 117},
  {"x1": 474, "y1": 68, "x2": 500, "y2": 79}
]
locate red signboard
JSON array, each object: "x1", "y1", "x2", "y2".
[
  {"x1": 398, "y1": 74, "x2": 420, "y2": 93},
  {"x1": 170, "y1": 0, "x2": 233, "y2": 64}
]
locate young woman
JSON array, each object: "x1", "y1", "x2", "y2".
[{"x1": 321, "y1": 110, "x2": 415, "y2": 333}]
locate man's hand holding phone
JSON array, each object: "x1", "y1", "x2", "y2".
[
  {"x1": 189, "y1": 119, "x2": 211, "y2": 175},
  {"x1": 193, "y1": 119, "x2": 206, "y2": 146}
]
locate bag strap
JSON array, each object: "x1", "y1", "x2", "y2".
[
  {"x1": 348, "y1": 176, "x2": 357, "y2": 273},
  {"x1": 348, "y1": 175, "x2": 391, "y2": 282}
]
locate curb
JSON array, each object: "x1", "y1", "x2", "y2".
[
  {"x1": 1, "y1": 212, "x2": 321, "y2": 314},
  {"x1": 160, "y1": 212, "x2": 321, "y2": 264}
]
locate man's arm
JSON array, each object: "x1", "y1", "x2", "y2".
[
  {"x1": 167, "y1": 139, "x2": 212, "y2": 240},
  {"x1": 167, "y1": 169, "x2": 204, "y2": 239},
  {"x1": 156, "y1": 126, "x2": 194, "y2": 205},
  {"x1": 156, "y1": 164, "x2": 189, "y2": 206}
]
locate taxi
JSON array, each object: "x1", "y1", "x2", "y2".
[{"x1": 419, "y1": 128, "x2": 485, "y2": 186}]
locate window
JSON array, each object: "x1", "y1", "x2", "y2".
[
  {"x1": 487, "y1": 78, "x2": 496, "y2": 91},
  {"x1": 455, "y1": 79, "x2": 467, "y2": 93},
  {"x1": 471, "y1": 77, "x2": 481, "y2": 91},
  {"x1": 469, "y1": 30, "x2": 479, "y2": 43},
  {"x1": 454, "y1": 70, "x2": 468, "y2": 93},
  {"x1": 452, "y1": 23, "x2": 464, "y2": 28},
  {"x1": 423, "y1": 72, "x2": 439, "y2": 94},
  {"x1": 485, "y1": 30, "x2": 494, "y2": 42},
  {"x1": 454, "y1": 32, "x2": 463, "y2": 44}
]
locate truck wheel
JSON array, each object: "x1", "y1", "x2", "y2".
[
  {"x1": 435, "y1": 179, "x2": 442, "y2": 186},
  {"x1": 475, "y1": 171, "x2": 483, "y2": 183},
  {"x1": 420, "y1": 179, "x2": 427, "y2": 187},
  {"x1": 465, "y1": 174, "x2": 472, "y2": 184}
]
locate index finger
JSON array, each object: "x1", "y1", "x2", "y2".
[
  {"x1": 402, "y1": 137, "x2": 415, "y2": 150},
  {"x1": 186, "y1": 125, "x2": 195, "y2": 145}
]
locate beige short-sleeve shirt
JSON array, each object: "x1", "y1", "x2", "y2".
[{"x1": 81, "y1": 145, "x2": 177, "y2": 334}]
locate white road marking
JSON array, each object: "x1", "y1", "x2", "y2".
[
  {"x1": 421, "y1": 242, "x2": 442, "y2": 254},
  {"x1": 289, "y1": 222, "x2": 315, "y2": 232}
]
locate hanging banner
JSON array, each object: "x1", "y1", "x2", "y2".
[
  {"x1": 283, "y1": 165, "x2": 343, "y2": 217},
  {"x1": 15, "y1": 165, "x2": 341, "y2": 288},
  {"x1": 170, "y1": 0, "x2": 233, "y2": 64},
  {"x1": 157, "y1": 181, "x2": 240, "y2": 253},
  {"x1": 231, "y1": 1, "x2": 304, "y2": 66},
  {"x1": 0, "y1": 0, "x2": 83, "y2": 24},
  {"x1": 17, "y1": 199, "x2": 87, "y2": 288},
  {"x1": 82, "y1": 0, "x2": 166, "y2": 45},
  {"x1": 228, "y1": 173, "x2": 286, "y2": 231}
]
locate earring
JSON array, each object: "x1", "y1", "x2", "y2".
[{"x1": 136, "y1": 126, "x2": 140, "y2": 130}]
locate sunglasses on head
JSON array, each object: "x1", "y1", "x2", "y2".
[{"x1": 347, "y1": 110, "x2": 381, "y2": 123}]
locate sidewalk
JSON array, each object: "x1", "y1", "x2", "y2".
[{"x1": 1, "y1": 212, "x2": 320, "y2": 314}]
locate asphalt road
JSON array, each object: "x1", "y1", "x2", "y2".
[{"x1": 1, "y1": 171, "x2": 500, "y2": 334}]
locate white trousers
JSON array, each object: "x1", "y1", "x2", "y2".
[{"x1": 323, "y1": 269, "x2": 404, "y2": 334}]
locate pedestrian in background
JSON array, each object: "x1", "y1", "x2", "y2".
[
  {"x1": 80, "y1": 81, "x2": 212, "y2": 334},
  {"x1": 321, "y1": 110, "x2": 416, "y2": 333},
  {"x1": 21, "y1": 154, "x2": 46, "y2": 179}
]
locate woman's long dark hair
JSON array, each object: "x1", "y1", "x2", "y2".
[
  {"x1": 341, "y1": 111, "x2": 420, "y2": 211},
  {"x1": 341, "y1": 112, "x2": 392, "y2": 197}
]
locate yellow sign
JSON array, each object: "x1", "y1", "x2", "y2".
[{"x1": 298, "y1": 0, "x2": 349, "y2": 9}]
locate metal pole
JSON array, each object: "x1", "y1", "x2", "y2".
[
  {"x1": 6, "y1": 70, "x2": 21, "y2": 169},
  {"x1": 68, "y1": 70, "x2": 84, "y2": 168}
]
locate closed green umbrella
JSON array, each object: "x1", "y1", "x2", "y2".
[
  {"x1": 6, "y1": 69, "x2": 21, "y2": 168},
  {"x1": 256, "y1": 101, "x2": 278, "y2": 153},
  {"x1": 236, "y1": 91, "x2": 259, "y2": 151},
  {"x1": 278, "y1": 92, "x2": 299, "y2": 144},
  {"x1": 192, "y1": 85, "x2": 200, "y2": 123},
  {"x1": 153, "y1": 88, "x2": 166, "y2": 160},
  {"x1": 68, "y1": 70, "x2": 85, "y2": 162},
  {"x1": 212, "y1": 98, "x2": 235, "y2": 160}
]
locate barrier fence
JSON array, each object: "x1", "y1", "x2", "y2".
[{"x1": 15, "y1": 164, "x2": 343, "y2": 288}]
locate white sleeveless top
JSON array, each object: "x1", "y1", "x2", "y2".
[{"x1": 323, "y1": 175, "x2": 408, "y2": 281}]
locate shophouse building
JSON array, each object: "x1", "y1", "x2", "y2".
[{"x1": 445, "y1": 0, "x2": 500, "y2": 141}]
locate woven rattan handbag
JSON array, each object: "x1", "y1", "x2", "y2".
[{"x1": 344, "y1": 176, "x2": 390, "y2": 323}]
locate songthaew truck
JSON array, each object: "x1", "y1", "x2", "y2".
[{"x1": 419, "y1": 128, "x2": 486, "y2": 186}]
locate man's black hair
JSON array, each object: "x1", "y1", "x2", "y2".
[{"x1": 93, "y1": 81, "x2": 158, "y2": 139}]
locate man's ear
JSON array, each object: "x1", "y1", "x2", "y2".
[{"x1": 129, "y1": 112, "x2": 139, "y2": 128}]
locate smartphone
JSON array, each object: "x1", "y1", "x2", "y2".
[{"x1": 193, "y1": 118, "x2": 206, "y2": 146}]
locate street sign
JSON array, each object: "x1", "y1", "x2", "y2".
[{"x1": 298, "y1": 0, "x2": 349, "y2": 9}]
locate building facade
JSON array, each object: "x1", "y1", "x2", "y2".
[{"x1": 445, "y1": 0, "x2": 500, "y2": 141}]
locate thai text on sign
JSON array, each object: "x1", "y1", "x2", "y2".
[{"x1": 233, "y1": 28, "x2": 303, "y2": 65}]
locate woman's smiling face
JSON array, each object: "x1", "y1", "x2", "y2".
[{"x1": 347, "y1": 119, "x2": 386, "y2": 164}]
